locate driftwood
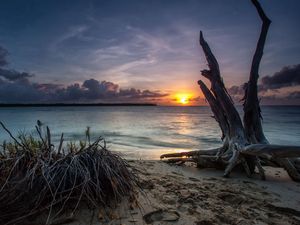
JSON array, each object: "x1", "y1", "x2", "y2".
[{"x1": 161, "y1": 0, "x2": 300, "y2": 181}]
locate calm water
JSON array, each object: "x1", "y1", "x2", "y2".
[{"x1": 0, "y1": 106, "x2": 300, "y2": 159}]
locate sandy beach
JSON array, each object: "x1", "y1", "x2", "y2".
[{"x1": 34, "y1": 160, "x2": 300, "y2": 225}]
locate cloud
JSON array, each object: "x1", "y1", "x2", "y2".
[
  {"x1": 261, "y1": 64, "x2": 300, "y2": 90},
  {"x1": 228, "y1": 84, "x2": 246, "y2": 96},
  {"x1": 119, "y1": 88, "x2": 167, "y2": 99},
  {"x1": 0, "y1": 46, "x2": 34, "y2": 82},
  {"x1": 227, "y1": 84, "x2": 248, "y2": 103},
  {"x1": 259, "y1": 91, "x2": 300, "y2": 105},
  {"x1": 287, "y1": 91, "x2": 300, "y2": 100},
  {"x1": 53, "y1": 25, "x2": 89, "y2": 48},
  {"x1": 0, "y1": 69, "x2": 34, "y2": 82},
  {"x1": 226, "y1": 64, "x2": 300, "y2": 104},
  {"x1": 81, "y1": 79, "x2": 119, "y2": 99},
  {"x1": 0, "y1": 76, "x2": 168, "y2": 103},
  {"x1": 189, "y1": 96, "x2": 207, "y2": 105},
  {"x1": 0, "y1": 45, "x2": 167, "y2": 103},
  {"x1": 58, "y1": 79, "x2": 168, "y2": 102}
]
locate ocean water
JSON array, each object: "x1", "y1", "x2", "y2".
[{"x1": 0, "y1": 106, "x2": 299, "y2": 159}]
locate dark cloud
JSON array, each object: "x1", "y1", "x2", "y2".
[
  {"x1": 0, "y1": 46, "x2": 34, "y2": 83},
  {"x1": 261, "y1": 64, "x2": 300, "y2": 90},
  {"x1": 119, "y1": 88, "x2": 167, "y2": 99},
  {"x1": 0, "y1": 75, "x2": 168, "y2": 103},
  {"x1": 228, "y1": 84, "x2": 246, "y2": 96},
  {"x1": 227, "y1": 84, "x2": 248, "y2": 103},
  {"x1": 0, "y1": 68, "x2": 34, "y2": 82},
  {"x1": 82, "y1": 79, "x2": 119, "y2": 99},
  {"x1": 226, "y1": 64, "x2": 300, "y2": 104},
  {"x1": 0, "y1": 79, "x2": 41, "y2": 103},
  {"x1": 228, "y1": 63, "x2": 300, "y2": 97}
]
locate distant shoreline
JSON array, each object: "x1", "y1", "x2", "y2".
[
  {"x1": 0, "y1": 103, "x2": 299, "y2": 107},
  {"x1": 0, "y1": 103, "x2": 157, "y2": 107}
]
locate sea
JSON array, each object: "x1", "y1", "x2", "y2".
[{"x1": 0, "y1": 106, "x2": 299, "y2": 159}]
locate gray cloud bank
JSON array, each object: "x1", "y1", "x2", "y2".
[
  {"x1": 0, "y1": 47, "x2": 167, "y2": 103},
  {"x1": 228, "y1": 64, "x2": 300, "y2": 104},
  {"x1": 260, "y1": 64, "x2": 300, "y2": 90},
  {"x1": 0, "y1": 75, "x2": 168, "y2": 103},
  {"x1": 0, "y1": 76, "x2": 168, "y2": 103}
]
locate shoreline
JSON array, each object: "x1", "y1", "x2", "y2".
[
  {"x1": 1, "y1": 104, "x2": 300, "y2": 108},
  {"x1": 0, "y1": 103, "x2": 157, "y2": 107}
]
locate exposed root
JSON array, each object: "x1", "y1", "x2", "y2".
[
  {"x1": 276, "y1": 158, "x2": 300, "y2": 182},
  {"x1": 224, "y1": 146, "x2": 241, "y2": 177},
  {"x1": 254, "y1": 157, "x2": 266, "y2": 180}
]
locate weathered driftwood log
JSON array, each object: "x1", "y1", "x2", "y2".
[{"x1": 161, "y1": 0, "x2": 300, "y2": 181}]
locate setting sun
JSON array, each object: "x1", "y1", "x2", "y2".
[
  {"x1": 175, "y1": 93, "x2": 191, "y2": 105},
  {"x1": 179, "y1": 96, "x2": 189, "y2": 104}
]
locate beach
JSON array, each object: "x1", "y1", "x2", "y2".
[
  {"x1": 1, "y1": 106, "x2": 300, "y2": 224},
  {"x1": 35, "y1": 160, "x2": 300, "y2": 225}
]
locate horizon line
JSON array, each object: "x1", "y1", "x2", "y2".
[{"x1": 0, "y1": 103, "x2": 300, "y2": 107}]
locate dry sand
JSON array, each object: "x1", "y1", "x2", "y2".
[{"x1": 31, "y1": 160, "x2": 300, "y2": 225}]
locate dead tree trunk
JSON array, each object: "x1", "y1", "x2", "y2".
[{"x1": 161, "y1": 0, "x2": 300, "y2": 181}]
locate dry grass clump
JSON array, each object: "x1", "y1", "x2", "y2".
[{"x1": 0, "y1": 121, "x2": 139, "y2": 225}]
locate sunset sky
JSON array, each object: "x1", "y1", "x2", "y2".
[{"x1": 0, "y1": 0, "x2": 299, "y2": 105}]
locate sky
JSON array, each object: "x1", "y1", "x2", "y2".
[{"x1": 0, "y1": 0, "x2": 299, "y2": 105}]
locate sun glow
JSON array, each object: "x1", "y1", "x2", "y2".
[
  {"x1": 176, "y1": 93, "x2": 191, "y2": 105},
  {"x1": 180, "y1": 96, "x2": 189, "y2": 104}
]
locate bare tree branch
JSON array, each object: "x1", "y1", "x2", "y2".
[{"x1": 243, "y1": 0, "x2": 271, "y2": 144}]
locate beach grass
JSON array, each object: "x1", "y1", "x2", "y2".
[{"x1": 0, "y1": 121, "x2": 139, "y2": 224}]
